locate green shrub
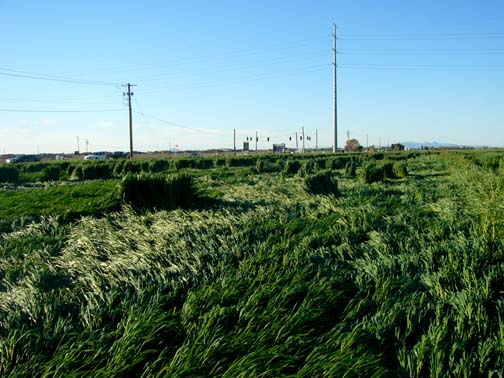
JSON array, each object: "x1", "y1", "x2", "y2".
[
  {"x1": 122, "y1": 160, "x2": 142, "y2": 174},
  {"x1": 313, "y1": 158, "x2": 328, "y2": 171},
  {"x1": 113, "y1": 160, "x2": 126, "y2": 176},
  {"x1": 382, "y1": 162, "x2": 395, "y2": 179},
  {"x1": 70, "y1": 165, "x2": 84, "y2": 180},
  {"x1": 367, "y1": 152, "x2": 384, "y2": 161},
  {"x1": 81, "y1": 163, "x2": 113, "y2": 180},
  {"x1": 21, "y1": 162, "x2": 45, "y2": 173},
  {"x1": 194, "y1": 159, "x2": 214, "y2": 170},
  {"x1": 360, "y1": 161, "x2": 384, "y2": 183},
  {"x1": 215, "y1": 158, "x2": 227, "y2": 167},
  {"x1": 256, "y1": 158, "x2": 282, "y2": 174},
  {"x1": 119, "y1": 173, "x2": 196, "y2": 210},
  {"x1": 148, "y1": 159, "x2": 170, "y2": 173},
  {"x1": 40, "y1": 165, "x2": 61, "y2": 181},
  {"x1": 140, "y1": 160, "x2": 150, "y2": 173},
  {"x1": 226, "y1": 157, "x2": 256, "y2": 168},
  {"x1": 344, "y1": 160, "x2": 357, "y2": 177},
  {"x1": 0, "y1": 166, "x2": 19, "y2": 183},
  {"x1": 326, "y1": 157, "x2": 348, "y2": 170},
  {"x1": 283, "y1": 160, "x2": 302, "y2": 176},
  {"x1": 298, "y1": 159, "x2": 315, "y2": 177},
  {"x1": 304, "y1": 170, "x2": 339, "y2": 195},
  {"x1": 393, "y1": 161, "x2": 408, "y2": 178},
  {"x1": 174, "y1": 158, "x2": 191, "y2": 170}
]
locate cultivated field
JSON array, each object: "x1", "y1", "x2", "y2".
[{"x1": 1, "y1": 151, "x2": 504, "y2": 377}]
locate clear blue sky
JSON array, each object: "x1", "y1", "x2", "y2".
[{"x1": 1, "y1": 0, "x2": 503, "y2": 153}]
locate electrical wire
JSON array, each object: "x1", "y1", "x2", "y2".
[
  {"x1": 50, "y1": 35, "x2": 332, "y2": 76},
  {"x1": 338, "y1": 31, "x2": 504, "y2": 41},
  {"x1": 339, "y1": 63, "x2": 504, "y2": 71},
  {"x1": 0, "y1": 108, "x2": 125, "y2": 113},
  {"x1": 140, "y1": 64, "x2": 331, "y2": 94},
  {"x1": 134, "y1": 49, "x2": 330, "y2": 83},
  {"x1": 0, "y1": 68, "x2": 121, "y2": 86},
  {"x1": 132, "y1": 110, "x2": 228, "y2": 136}
]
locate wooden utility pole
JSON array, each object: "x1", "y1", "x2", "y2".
[
  {"x1": 123, "y1": 83, "x2": 136, "y2": 159},
  {"x1": 333, "y1": 23, "x2": 338, "y2": 153}
]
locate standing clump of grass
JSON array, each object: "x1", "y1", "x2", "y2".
[
  {"x1": 256, "y1": 158, "x2": 282, "y2": 174},
  {"x1": 0, "y1": 166, "x2": 19, "y2": 183},
  {"x1": 393, "y1": 160, "x2": 408, "y2": 178},
  {"x1": 148, "y1": 159, "x2": 170, "y2": 173},
  {"x1": 304, "y1": 170, "x2": 339, "y2": 195},
  {"x1": 283, "y1": 159, "x2": 302, "y2": 176},
  {"x1": 81, "y1": 163, "x2": 113, "y2": 180},
  {"x1": 119, "y1": 173, "x2": 197, "y2": 210},
  {"x1": 382, "y1": 161, "x2": 395, "y2": 179},
  {"x1": 122, "y1": 160, "x2": 142, "y2": 175},
  {"x1": 298, "y1": 159, "x2": 315, "y2": 177},
  {"x1": 256, "y1": 158, "x2": 266, "y2": 173},
  {"x1": 69, "y1": 165, "x2": 84, "y2": 180},
  {"x1": 40, "y1": 165, "x2": 62, "y2": 181},
  {"x1": 360, "y1": 161, "x2": 384, "y2": 183},
  {"x1": 344, "y1": 160, "x2": 357, "y2": 178}
]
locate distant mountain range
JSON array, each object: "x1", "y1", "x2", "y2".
[{"x1": 400, "y1": 141, "x2": 463, "y2": 149}]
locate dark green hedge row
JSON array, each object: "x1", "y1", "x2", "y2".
[
  {"x1": 1, "y1": 151, "x2": 421, "y2": 183},
  {"x1": 359, "y1": 160, "x2": 408, "y2": 183},
  {"x1": 119, "y1": 173, "x2": 197, "y2": 210}
]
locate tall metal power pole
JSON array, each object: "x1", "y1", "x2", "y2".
[
  {"x1": 76, "y1": 136, "x2": 80, "y2": 154},
  {"x1": 295, "y1": 132, "x2": 299, "y2": 150},
  {"x1": 255, "y1": 131, "x2": 258, "y2": 152},
  {"x1": 333, "y1": 23, "x2": 338, "y2": 153},
  {"x1": 233, "y1": 129, "x2": 236, "y2": 152},
  {"x1": 123, "y1": 83, "x2": 136, "y2": 159}
]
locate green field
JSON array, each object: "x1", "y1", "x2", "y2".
[{"x1": 1, "y1": 151, "x2": 504, "y2": 377}]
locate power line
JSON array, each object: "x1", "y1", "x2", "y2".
[
  {"x1": 140, "y1": 64, "x2": 331, "y2": 94},
  {"x1": 48, "y1": 35, "x2": 332, "y2": 76},
  {"x1": 339, "y1": 63, "x2": 504, "y2": 71},
  {"x1": 134, "y1": 49, "x2": 330, "y2": 83},
  {"x1": 338, "y1": 31, "x2": 504, "y2": 41},
  {"x1": 0, "y1": 68, "x2": 121, "y2": 86},
  {"x1": 339, "y1": 49, "x2": 504, "y2": 56},
  {"x1": 132, "y1": 110, "x2": 228, "y2": 136},
  {"x1": 0, "y1": 108, "x2": 124, "y2": 113}
]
